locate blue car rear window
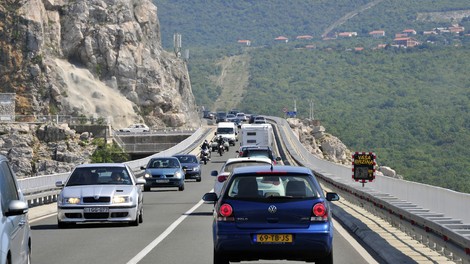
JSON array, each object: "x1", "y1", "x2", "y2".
[{"x1": 226, "y1": 175, "x2": 320, "y2": 199}]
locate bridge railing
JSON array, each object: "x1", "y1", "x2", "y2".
[
  {"x1": 17, "y1": 127, "x2": 211, "y2": 206},
  {"x1": 269, "y1": 116, "x2": 470, "y2": 264},
  {"x1": 15, "y1": 118, "x2": 470, "y2": 263}
]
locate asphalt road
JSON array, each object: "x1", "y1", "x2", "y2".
[{"x1": 30, "y1": 147, "x2": 377, "y2": 264}]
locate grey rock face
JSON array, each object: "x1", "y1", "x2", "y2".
[
  {"x1": 288, "y1": 118, "x2": 399, "y2": 178},
  {"x1": 287, "y1": 118, "x2": 351, "y2": 164},
  {"x1": 6, "y1": 0, "x2": 200, "y2": 129},
  {"x1": 0, "y1": 123, "x2": 96, "y2": 178}
]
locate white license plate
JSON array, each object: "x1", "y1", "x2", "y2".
[
  {"x1": 156, "y1": 179, "x2": 169, "y2": 183},
  {"x1": 84, "y1": 207, "x2": 109, "y2": 213}
]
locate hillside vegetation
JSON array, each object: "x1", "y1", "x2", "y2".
[
  {"x1": 155, "y1": 1, "x2": 470, "y2": 193},
  {"x1": 189, "y1": 44, "x2": 470, "y2": 193},
  {"x1": 154, "y1": 0, "x2": 470, "y2": 48}
]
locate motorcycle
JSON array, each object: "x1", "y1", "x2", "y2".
[
  {"x1": 210, "y1": 140, "x2": 219, "y2": 152},
  {"x1": 222, "y1": 138, "x2": 230, "y2": 152},
  {"x1": 218, "y1": 142, "x2": 224, "y2": 156},
  {"x1": 200, "y1": 147, "x2": 211, "y2": 164}
]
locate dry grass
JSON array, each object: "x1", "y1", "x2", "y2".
[{"x1": 211, "y1": 53, "x2": 250, "y2": 111}]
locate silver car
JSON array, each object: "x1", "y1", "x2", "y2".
[
  {"x1": 0, "y1": 155, "x2": 31, "y2": 264},
  {"x1": 211, "y1": 157, "x2": 274, "y2": 197},
  {"x1": 56, "y1": 163, "x2": 146, "y2": 228}
]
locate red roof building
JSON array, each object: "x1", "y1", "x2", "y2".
[
  {"x1": 395, "y1": 33, "x2": 408, "y2": 38},
  {"x1": 394, "y1": 37, "x2": 420, "y2": 47},
  {"x1": 449, "y1": 26, "x2": 465, "y2": 34},
  {"x1": 237, "y1": 40, "x2": 251, "y2": 46},
  {"x1": 377, "y1": 44, "x2": 387, "y2": 49},
  {"x1": 296, "y1": 35, "x2": 313, "y2": 40},
  {"x1": 338, "y1": 32, "x2": 357, "y2": 37},
  {"x1": 369, "y1": 30, "x2": 385, "y2": 38},
  {"x1": 275, "y1": 36, "x2": 289, "y2": 43},
  {"x1": 403, "y1": 29, "x2": 417, "y2": 35}
]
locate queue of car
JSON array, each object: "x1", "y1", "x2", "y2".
[
  {"x1": 203, "y1": 110, "x2": 340, "y2": 264},
  {"x1": 21, "y1": 113, "x2": 340, "y2": 264},
  {"x1": 52, "y1": 153, "x2": 204, "y2": 229}
]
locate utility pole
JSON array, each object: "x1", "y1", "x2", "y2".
[
  {"x1": 309, "y1": 99, "x2": 314, "y2": 120},
  {"x1": 293, "y1": 99, "x2": 297, "y2": 118},
  {"x1": 173, "y1": 33, "x2": 182, "y2": 58}
]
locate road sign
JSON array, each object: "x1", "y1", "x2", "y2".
[
  {"x1": 286, "y1": 111, "x2": 297, "y2": 118},
  {"x1": 352, "y1": 152, "x2": 376, "y2": 186}
]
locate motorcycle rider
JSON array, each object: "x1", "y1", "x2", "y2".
[
  {"x1": 217, "y1": 135, "x2": 225, "y2": 155},
  {"x1": 200, "y1": 139, "x2": 211, "y2": 163},
  {"x1": 201, "y1": 140, "x2": 210, "y2": 150}
]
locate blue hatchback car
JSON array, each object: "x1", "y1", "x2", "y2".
[
  {"x1": 141, "y1": 157, "x2": 186, "y2": 191},
  {"x1": 173, "y1": 154, "x2": 201, "y2": 182},
  {"x1": 203, "y1": 165, "x2": 339, "y2": 264}
]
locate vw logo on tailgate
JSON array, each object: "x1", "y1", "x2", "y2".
[{"x1": 267, "y1": 205, "x2": 277, "y2": 214}]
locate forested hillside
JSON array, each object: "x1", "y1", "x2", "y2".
[
  {"x1": 243, "y1": 45, "x2": 470, "y2": 193},
  {"x1": 154, "y1": 0, "x2": 470, "y2": 48},
  {"x1": 190, "y1": 44, "x2": 470, "y2": 193},
  {"x1": 154, "y1": 1, "x2": 470, "y2": 193}
]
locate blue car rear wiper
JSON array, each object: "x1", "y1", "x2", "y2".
[{"x1": 265, "y1": 195, "x2": 294, "y2": 199}]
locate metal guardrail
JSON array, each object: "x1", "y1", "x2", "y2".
[
  {"x1": 15, "y1": 118, "x2": 470, "y2": 262},
  {"x1": 268, "y1": 116, "x2": 470, "y2": 264},
  {"x1": 17, "y1": 127, "x2": 211, "y2": 207}
]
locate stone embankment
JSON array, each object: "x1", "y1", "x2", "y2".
[
  {"x1": 287, "y1": 118, "x2": 401, "y2": 179},
  {"x1": 0, "y1": 123, "x2": 95, "y2": 178}
]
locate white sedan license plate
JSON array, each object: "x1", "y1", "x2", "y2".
[{"x1": 84, "y1": 207, "x2": 109, "y2": 213}]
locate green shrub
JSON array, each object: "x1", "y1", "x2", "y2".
[{"x1": 91, "y1": 140, "x2": 130, "y2": 163}]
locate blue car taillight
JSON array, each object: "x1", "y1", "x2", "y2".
[
  {"x1": 311, "y1": 202, "x2": 328, "y2": 221},
  {"x1": 217, "y1": 203, "x2": 234, "y2": 222}
]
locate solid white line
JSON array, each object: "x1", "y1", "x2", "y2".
[
  {"x1": 333, "y1": 218, "x2": 379, "y2": 264},
  {"x1": 126, "y1": 199, "x2": 205, "y2": 264}
]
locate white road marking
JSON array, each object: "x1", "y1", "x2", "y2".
[{"x1": 126, "y1": 199, "x2": 206, "y2": 264}]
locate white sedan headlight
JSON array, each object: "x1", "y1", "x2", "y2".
[
  {"x1": 174, "y1": 171, "x2": 183, "y2": 179},
  {"x1": 64, "y1": 197, "x2": 81, "y2": 204},
  {"x1": 113, "y1": 196, "x2": 131, "y2": 204}
]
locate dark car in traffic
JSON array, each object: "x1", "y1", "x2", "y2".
[
  {"x1": 216, "y1": 111, "x2": 227, "y2": 123},
  {"x1": 203, "y1": 165, "x2": 340, "y2": 264},
  {"x1": 173, "y1": 154, "x2": 201, "y2": 182},
  {"x1": 141, "y1": 157, "x2": 186, "y2": 191}
]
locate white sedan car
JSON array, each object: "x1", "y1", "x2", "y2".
[
  {"x1": 211, "y1": 157, "x2": 273, "y2": 197},
  {"x1": 55, "y1": 163, "x2": 146, "y2": 228},
  {"x1": 118, "y1": 123, "x2": 150, "y2": 133}
]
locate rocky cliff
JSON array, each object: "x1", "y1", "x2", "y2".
[
  {"x1": 0, "y1": 0, "x2": 200, "y2": 129},
  {"x1": 287, "y1": 118, "x2": 401, "y2": 179},
  {"x1": 0, "y1": 123, "x2": 96, "y2": 177}
]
